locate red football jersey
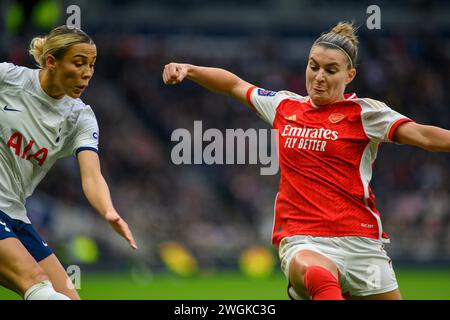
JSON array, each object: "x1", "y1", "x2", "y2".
[{"x1": 246, "y1": 86, "x2": 412, "y2": 246}]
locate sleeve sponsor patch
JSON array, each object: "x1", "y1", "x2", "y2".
[{"x1": 257, "y1": 89, "x2": 277, "y2": 96}]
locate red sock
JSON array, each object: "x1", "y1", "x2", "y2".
[{"x1": 304, "y1": 266, "x2": 344, "y2": 300}]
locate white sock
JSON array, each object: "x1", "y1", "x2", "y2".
[{"x1": 24, "y1": 280, "x2": 71, "y2": 300}]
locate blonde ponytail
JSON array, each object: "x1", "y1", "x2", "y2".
[
  {"x1": 28, "y1": 25, "x2": 94, "y2": 69},
  {"x1": 29, "y1": 36, "x2": 47, "y2": 68}
]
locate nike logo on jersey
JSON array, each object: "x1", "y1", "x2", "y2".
[
  {"x1": 42, "y1": 241, "x2": 48, "y2": 247},
  {"x1": 0, "y1": 220, "x2": 11, "y2": 232},
  {"x1": 3, "y1": 105, "x2": 21, "y2": 112}
]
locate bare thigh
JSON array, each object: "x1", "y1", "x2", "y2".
[
  {"x1": 39, "y1": 254, "x2": 80, "y2": 300},
  {"x1": 289, "y1": 249, "x2": 340, "y2": 299},
  {"x1": 0, "y1": 237, "x2": 48, "y2": 295}
]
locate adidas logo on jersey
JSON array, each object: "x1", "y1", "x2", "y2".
[{"x1": 284, "y1": 114, "x2": 297, "y2": 121}]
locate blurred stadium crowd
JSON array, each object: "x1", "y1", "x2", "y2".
[{"x1": 1, "y1": 0, "x2": 450, "y2": 271}]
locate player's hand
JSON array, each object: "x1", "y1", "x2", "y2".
[
  {"x1": 162, "y1": 62, "x2": 188, "y2": 85},
  {"x1": 105, "y1": 210, "x2": 138, "y2": 250}
]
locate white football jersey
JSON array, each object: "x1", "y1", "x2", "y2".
[{"x1": 0, "y1": 62, "x2": 99, "y2": 223}]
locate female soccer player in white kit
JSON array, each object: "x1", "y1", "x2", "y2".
[
  {"x1": 0, "y1": 26, "x2": 137, "y2": 300},
  {"x1": 163, "y1": 22, "x2": 450, "y2": 299}
]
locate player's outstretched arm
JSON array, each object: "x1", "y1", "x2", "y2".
[
  {"x1": 394, "y1": 122, "x2": 450, "y2": 152},
  {"x1": 77, "y1": 150, "x2": 138, "y2": 250},
  {"x1": 162, "y1": 62, "x2": 255, "y2": 107}
]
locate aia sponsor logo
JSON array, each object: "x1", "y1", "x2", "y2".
[
  {"x1": 328, "y1": 113, "x2": 345, "y2": 124},
  {"x1": 7, "y1": 131, "x2": 48, "y2": 166}
]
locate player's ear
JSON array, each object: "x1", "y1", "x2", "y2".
[
  {"x1": 345, "y1": 68, "x2": 356, "y2": 85},
  {"x1": 45, "y1": 54, "x2": 57, "y2": 72}
]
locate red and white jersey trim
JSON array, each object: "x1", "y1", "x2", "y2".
[{"x1": 247, "y1": 87, "x2": 413, "y2": 245}]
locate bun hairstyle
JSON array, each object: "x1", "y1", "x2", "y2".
[
  {"x1": 313, "y1": 22, "x2": 359, "y2": 69},
  {"x1": 29, "y1": 25, "x2": 94, "y2": 68}
]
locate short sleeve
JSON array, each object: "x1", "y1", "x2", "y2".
[
  {"x1": 359, "y1": 98, "x2": 413, "y2": 143},
  {"x1": 72, "y1": 106, "x2": 100, "y2": 157},
  {"x1": 246, "y1": 86, "x2": 304, "y2": 125},
  {"x1": 0, "y1": 62, "x2": 12, "y2": 84},
  {"x1": 0, "y1": 63, "x2": 28, "y2": 88}
]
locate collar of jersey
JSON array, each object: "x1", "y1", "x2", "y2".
[{"x1": 33, "y1": 69, "x2": 71, "y2": 108}]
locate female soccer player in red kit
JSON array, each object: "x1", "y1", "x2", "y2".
[{"x1": 163, "y1": 22, "x2": 450, "y2": 300}]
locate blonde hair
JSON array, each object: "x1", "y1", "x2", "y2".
[
  {"x1": 313, "y1": 21, "x2": 359, "y2": 69},
  {"x1": 29, "y1": 25, "x2": 94, "y2": 68}
]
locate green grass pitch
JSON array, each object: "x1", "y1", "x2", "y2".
[{"x1": 1, "y1": 268, "x2": 449, "y2": 300}]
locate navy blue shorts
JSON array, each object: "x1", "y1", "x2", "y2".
[{"x1": 0, "y1": 210, "x2": 53, "y2": 262}]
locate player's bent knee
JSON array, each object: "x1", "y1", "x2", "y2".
[
  {"x1": 4, "y1": 259, "x2": 49, "y2": 294},
  {"x1": 296, "y1": 250, "x2": 339, "y2": 279},
  {"x1": 289, "y1": 250, "x2": 341, "y2": 299},
  {"x1": 27, "y1": 264, "x2": 48, "y2": 282},
  {"x1": 19, "y1": 264, "x2": 49, "y2": 293},
  {"x1": 289, "y1": 255, "x2": 310, "y2": 298},
  {"x1": 290, "y1": 254, "x2": 308, "y2": 280}
]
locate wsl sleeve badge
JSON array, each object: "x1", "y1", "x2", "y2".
[{"x1": 257, "y1": 89, "x2": 277, "y2": 97}]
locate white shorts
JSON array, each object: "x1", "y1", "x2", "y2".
[{"x1": 278, "y1": 235, "x2": 398, "y2": 298}]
